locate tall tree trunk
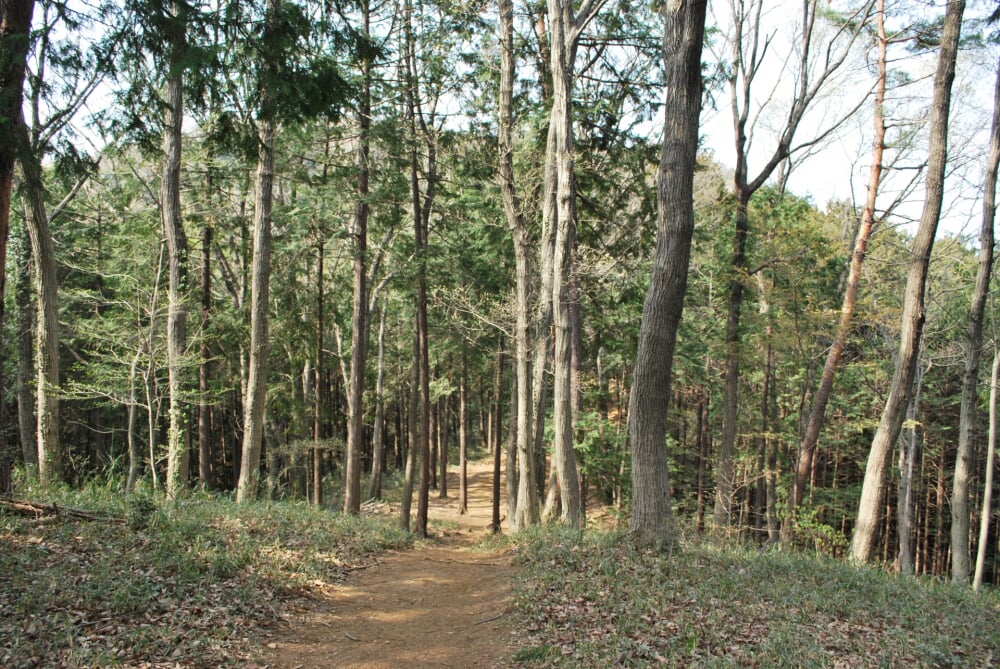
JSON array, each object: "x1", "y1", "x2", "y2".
[
  {"x1": 494, "y1": 336, "x2": 507, "y2": 533},
  {"x1": 755, "y1": 341, "x2": 774, "y2": 543},
  {"x1": 237, "y1": 0, "x2": 280, "y2": 502},
  {"x1": 497, "y1": 0, "x2": 536, "y2": 530},
  {"x1": 17, "y1": 114, "x2": 60, "y2": 486},
  {"x1": 344, "y1": 0, "x2": 372, "y2": 515},
  {"x1": 415, "y1": 281, "x2": 431, "y2": 536},
  {"x1": 1, "y1": 0, "x2": 36, "y2": 485},
  {"x1": 144, "y1": 245, "x2": 165, "y2": 491},
  {"x1": 951, "y1": 50, "x2": 1000, "y2": 585},
  {"x1": 792, "y1": 1, "x2": 887, "y2": 517},
  {"x1": 974, "y1": 349, "x2": 1000, "y2": 591},
  {"x1": 458, "y1": 351, "x2": 469, "y2": 514},
  {"x1": 716, "y1": 192, "x2": 749, "y2": 530},
  {"x1": 541, "y1": 0, "x2": 605, "y2": 530},
  {"x1": 438, "y1": 393, "x2": 449, "y2": 498},
  {"x1": 162, "y1": 18, "x2": 189, "y2": 497},
  {"x1": 14, "y1": 226, "x2": 35, "y2": 470},
  {"x1": 849, "y1": 0, "x2": 964, "y2": 564},
  {"x1": 368, "y1": 303, "x2": 387, "y2": 500},
  {"x1": 548, "y1": 59, "x2": 581, "y2": 527},
  {"x1": 404, "y1": 1, "x2": 431, "y2": 536},
  {"x1": 313, "y1": 242, "x2": 324, "y2": 506},
  {"x1": 198, "y1": 218, "x2": 212, "y2": 489},
  {"x1": 898, "y1": 361, "x2": 925, "y2": 574},
  {"x1": 628, "y1": 0, "x2": 707, "y2": 548},
  {"x1": 400, "y1": 329, "x2": 419, "y2": 531},
  {"x1": 126, "y1": 342, "x2": 142, "y2": 491},
  {"x1": 530, "y1": 90, "x2": 557, "y2": 509}
]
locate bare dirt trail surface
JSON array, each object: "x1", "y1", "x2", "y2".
[{"x1": 262, "y1": 461, "x2": 516, "y2": 668}]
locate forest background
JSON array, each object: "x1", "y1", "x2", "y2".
[{"x1": 1, "y1": 0, "x2": 1000, "y2": 587}]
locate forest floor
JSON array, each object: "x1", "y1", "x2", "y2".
[{"x1": 261, "y1": 460, "x2": 517, "y2": 669}]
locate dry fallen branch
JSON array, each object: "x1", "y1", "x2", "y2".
[{"x1": 0, "y1": 497, "x2": 125, "y2": 524}]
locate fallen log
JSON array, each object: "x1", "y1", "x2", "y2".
[{"x1": 0, "y1": 497, "x2": 124, "y2": 523}]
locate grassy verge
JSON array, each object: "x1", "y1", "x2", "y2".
[
  {"x1": 508, "y1": 528, "x2": 1000, "y2": 667},
  {"x1": 0, "y1": 487, "x2": 412, "y2": 668}
]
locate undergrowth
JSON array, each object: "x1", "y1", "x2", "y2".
[
  {"x1": 0, "y1": 487, "x2": 412, "y2": 668},
  {"x1": 508, "y1": 528, "x2": 1000, "y2": 667}
]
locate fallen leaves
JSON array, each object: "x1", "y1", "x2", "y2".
[
  {"x1": 0, "y1": 500, "x2": 411, "y2": 668},
  {"x1": 509, "y1": 532, "x2": 1000, "y2": 667}
]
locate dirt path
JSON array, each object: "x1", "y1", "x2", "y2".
[{"x1": 261, "y1": 461, "x2": 516, "y2": 668}]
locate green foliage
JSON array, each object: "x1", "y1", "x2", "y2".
[{"x1": 574, "y1": 411, "x2": 628, "y2": 503}]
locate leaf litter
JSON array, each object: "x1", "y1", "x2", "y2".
[{"x1": 0, "y1": 500, "x2": 410, "y2": 668}]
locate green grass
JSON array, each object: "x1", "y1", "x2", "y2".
[
  {"x1": 508, "y1": 528, "x2": 1000, "y2": 667},
  {"x1": 0, "y1": 486, "x2": 412, "y2": 668}
]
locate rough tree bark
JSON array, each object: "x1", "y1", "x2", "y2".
[
  {"x1": 545, "y1": 0, "x2": 585, "y2": 528},
  {"x1": 897, "y1": 361, "x2": 925, "y2": 574},
  {"x1": 236, "y1": 0, "x2": 280, "y2": 503},
  {"x1": 1, "y1": 0, "x2": 35, "y2": 482},
  {"x1": 497, "y1": 0, "x2": 537, "y2": 530},
  {"x1": 313, "y1": 242, "x2": 324, "y2": 505},
  {"x1": 17, "y1": 113, "x2": 61, "y2": 487},
  {"x1": 403, "y1": 0, "x2": 431, "y2": 536},
  {"x1": 198, "y1": 212, "x2": 212, "y2": 489},
  {"x1": 790, "y1": 0, "x2": 887, "y2": 518},
  {"x1": 951, "y1": 50, "x2": 1000, "y2": 584},
  {"x1": 344, "y1": 0, "x2": 372, "y2": 515},
  {"x1": 628, "y1": 0, "x2": 707, "y2": 548},
  {"x1": 367, "y1": 303, "x2": 387, "y2": 500},
  {"x1": 162, "y1": 4, "x2": 189, "y2": 498},
  {"x1": 14, "y1": 227, "x2": 35, "y2": 471},
  {"x1": 849, "y1": 0, "x2": 964, "y2": 564},
  {"x1": 400, "y1": 329, "x2": 419, "y2": 531},
  {"x1": 458, "y1": 351, "x2": 469, "y2": 514},
  {"x1": 973, "y1": 350, "x2": 1000, "y2": 591}
]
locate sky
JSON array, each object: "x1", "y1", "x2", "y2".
[{"x1": 696, "y1": 0, "x2": 998, "y2": 242}]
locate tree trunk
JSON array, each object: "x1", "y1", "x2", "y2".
[
  {"x1": 792, "y1": 0, "x2": 887, "y2": 517},
  {"x1": 1, "y1": 0, "x2": 35, "y2": 483},
  {"x1": 429, "y1": 396, "x2": 438, "y2": 490},
  {"x1": 344, "y1": 0, "x2": 372, "y2": 515},
  {"x1": 458, "y1": 351, "x2": 469, "y2": 514},
  {"x1": 897, "y1": 361, "x2": 925, "y2": 575},
  {"x1": 628, "y1": 0, "x2": 707, "y2": 548},
  {"x1": 236, "y1": 0, "x2": 279, "y2": 501},
  {"x1": 952, "y1": 49, "x2": 1000, "y2": 585},
  {"x1": 14, "y1": 226, "x2": 35, "y2": 470},
  {"x1": 850, "y1": 0, "x2": 964, "y2": 564},
  {"x1": 313, "y1": 242, "x2": 324, "y2": 506},
  {"x1": 542, "y1": 0, "x2": 601, "y2": 530},
  {"x1": 404, "y1": 3, "x2": 431, "y2": 536},
  {"x1": 17, "y1": 114, "x2": 61, "y2": 486},
  {"x1": 717, "y1": 193, "x2": 749, "y2": 530},
  {"x1": 367, "y1": 303, "x2": 387, "y2": 500},
  {"x1": 198, "y1": 219, "x2": 212, "y2": 489},
  {"x1": 438, "y1": 393, "x2": 449, "y2": 498},
  {"x1": 493, "y1": 335, "x2": 507, "y2": 533},
  {"x1": 126, "y1": 343, "x2": 142, "y2": 491},
  {"x1": 400, "y1": 329, "x2": 419, "y2": 531},
  {"x1": 144, "y1": 245, "x2": 165, "y2": 490},
  {"x1": 974, "y1": 348, "x2": 999, "y2": 591},
  {"x1": 162, "y1": 24, "x2": 189, "y2": 498},
  {"x1": 498, "y1": 0, "x2": 538, "y2": 530}
]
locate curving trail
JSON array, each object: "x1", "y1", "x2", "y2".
[{"x1": 262, "y1": 461, "x2": 515, "y2": 668}]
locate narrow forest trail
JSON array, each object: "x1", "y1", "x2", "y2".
[{"x1": 261, "y1": 460, "x2": 517, "y2": 668}]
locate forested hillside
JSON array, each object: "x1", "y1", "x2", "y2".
[{"x1": 2, "y1": 0, "x2": 1000, "y2": 586}]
